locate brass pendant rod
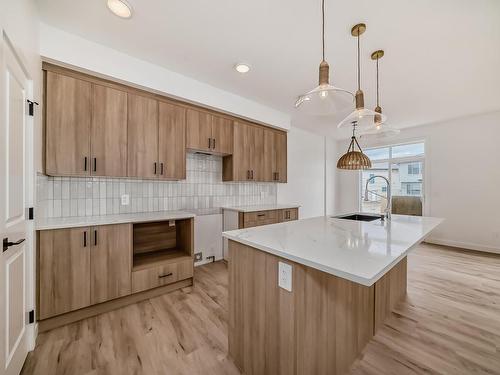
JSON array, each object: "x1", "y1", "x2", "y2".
[
  {"x1": 322, "y1": 0, "x2": 325, "y2": 61},
  {"x1": 357, "y1": 33, "x2": 361, "y2": 91}
]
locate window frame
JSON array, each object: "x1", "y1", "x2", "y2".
[{"x1": 359, "y1": 141, "x2": 425, "y2": 214}]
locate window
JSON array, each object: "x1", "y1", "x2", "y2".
[
  {"x1": 360, "y1": 142, "x2": 425, "y2": 215},
  {"x1": 407, "y1": 163, "x2": 420, "y2": 175}
]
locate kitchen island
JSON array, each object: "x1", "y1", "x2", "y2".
[{"x1": 222, "y1": 214, "x2": 442, "y2": 375}]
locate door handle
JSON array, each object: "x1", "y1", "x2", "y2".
[
  {"x1": 3, "y1": 238, "x2": 25, "y2": 252},
  {"x1": 84, "y1": 157, "x2": 88, "y2": 171},
  {"x1": 83, "y1": 231, "x2": 87, "y2": 247},
  {"x1": 154, "y1": 162, "x2": 157, "y2": 175},
  {"x1": 212, "y1": 138, "x2": 216, "y2": 150},
  {"x1": 94, "y1": 230, "x2": 97, "y2": 246},
  {"x1": 93, "y1": 158, "x2": 97, "y2": 172},
  {"x1": 160, "y1": 162, "x2": 164, "y2": 175},
  {"x1": 208, "y1": 138, "x2": 211, "y2": 149}
]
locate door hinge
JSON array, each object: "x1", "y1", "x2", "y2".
[
  {"x1": 27, "y1": 100, "x2": 39, "y2": 116},
  {"x1": 27, "y1": 310, "x2": 35, "y2": 324},
  {"x1": 28, "y1": 207, "x2": 34, "y2": 220}
]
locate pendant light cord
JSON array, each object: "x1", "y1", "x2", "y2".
[{"x1": 322, "y1": 0, "x2": 325, "y2": 61}]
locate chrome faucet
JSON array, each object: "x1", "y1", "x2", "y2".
[{"x1": 364, "y1": 175, "x2": 391, "y2": 220}]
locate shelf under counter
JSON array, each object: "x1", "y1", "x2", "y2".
[{"x1": 133, "y1": 249, "x2": 192, "y2": 272}]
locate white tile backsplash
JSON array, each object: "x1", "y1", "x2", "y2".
[{"x1": 37, "y1": 153, "x2": 277, "y2": 218}]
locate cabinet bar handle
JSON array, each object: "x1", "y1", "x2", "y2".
[
  {"x1": 213, "y1": 138, "x2": 216, "y2": 150},
  {"x1": 208, "y1": 138, "x2": 211, "y2": 149},
  {"x1": 160, "y1": 162, "x2": 164, "y2": 175},
  {"x1": 159, "y1": 272, "x2": 173, "y2": 279},
  {"x1": 84, "y1": 157, "x2": 87, "y2": 171},
  {"x1": 83, "y1": 231, "x2": 87, "y2": 247},
  {"x1": 154, "y1": 162, "x2": 157, "y2": 175},
  {"x1": 251, "y1": 170, "x2": 254, "y2": 180},
  {"x1": 94, "y1": 230, "x2": 97, "y2": 246},
  {"x1": 257, "y1": 213, "x2": 266, "y2": 217},
  {"x1": 93, "y1": 158, "x2": 97, "y2": 172}
]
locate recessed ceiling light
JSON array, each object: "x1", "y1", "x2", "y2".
[
  {"x1": 234, "y1": 63, "x2": 251, "y2": 73},
  {"x1": 107, "y1": 0, "x2": 133, "y2": 19}
]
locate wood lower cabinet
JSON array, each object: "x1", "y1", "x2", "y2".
[
  {"x1": 158, "y1": 102, "x2": 186, "y2": 180},
  {"x1": 37, "y1": 219, "x2": 194, "y2": 328},
  {"x1": 91, "y1": 84, "x2": 128, "y2": 177},
  {"x1": 237, "y1": 208, "x2": 299, "y2": 229},
  {"x1": 90, "y1": 224, "x2": 132, "y2": 305},
  {"x1": 38, "y1": 227, "x2": 91, "y2": 320},
  {"x1": 45, "y1": 71, "x2": 91, "y2": 176}
]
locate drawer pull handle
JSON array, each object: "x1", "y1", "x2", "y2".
[
  {"x1": 257, "y1": 214, "x2": 266, "y2": 217},
  {"x1": 159, "y1": 272, "x2": 173, "y2": 279}
]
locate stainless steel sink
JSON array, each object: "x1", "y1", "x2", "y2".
[{"x1": 333, "y1": 213, "x2": 382, "y2": 222}]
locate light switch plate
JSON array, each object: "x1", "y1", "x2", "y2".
[
  {"x1": 120, "y1": 194, "x2": 129, "y2": 206},
  {"x1": 278, "y1": 261, "x2": 292, "y2": 292}
]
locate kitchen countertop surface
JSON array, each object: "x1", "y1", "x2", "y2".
[
  {"x1": 221, "y1": 203, "x2": 301, "y2": 213},
  {"x1": 223, "y1": 214, "x2": 443, "y2": 286},
  {"x1": 36, "y1": 210, "x2": 196, "y2": 230}
]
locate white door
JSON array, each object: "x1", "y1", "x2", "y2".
[{"x1": 0, "y1": 36, "x2": 30, "y2": 375}]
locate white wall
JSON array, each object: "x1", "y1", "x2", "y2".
[
  {"x1": 277, "y1": 127, "x2": 338, "y2": 218},
  {"x1": 335, "y1": 111, "x2": 500, "y2": 254},
  {"x1": 39, "y1": 23, "x2": 290, "y2": 132}
]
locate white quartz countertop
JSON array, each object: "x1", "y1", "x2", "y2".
[
  {"x1": 223, "y1": 214, "x2": 443, "y2": 286},
  {"x1": 222, "y1": 204, "x2": 300, "y2": 213},
  {"x1": 36, "y1": 210, "x2": 195, "y2": 230}
]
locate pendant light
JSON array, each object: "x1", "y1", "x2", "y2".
[
  {"x1": 294, "y1": 0, "x2": 354, "y2": 115},
  {"x1": 337, "y1": 121, "x2": 372, "y2": 170},
  {"x1": 360, "y1": 50, "x2": 400, "y2": 140},
  {"x1": 337, "y1": 24, "x2": 387, "y2": 128}
]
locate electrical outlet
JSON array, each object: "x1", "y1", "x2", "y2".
[
  {"x1": 194, "y1": 252, "x2": 203, "y2": 262},
  {"x1": 121, "y1": 194, "x2": 129, "y2": 205},
  {"x1": 278, "y1": 261, "x2": 292, "y2": 292}
]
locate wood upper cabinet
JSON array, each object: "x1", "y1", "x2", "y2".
[
  {"x1": 45, "y1": 71, "x2": 91, "y2": 176},
  {"x1": 186, "y1": 108, "x2": 233, "y2": 155},
  {"x1": 90, "y1": 224, "x2": 132, "y2": 305},
  {"x1": 127, "y1": 94, "x2": 158, "y2": 178},
  {"x1": 224, "y1": 121, "x2": 264, "y2": 181},
  {"x1": 38, "y1": 227, "x2": 91, "y2": 320},
  {"x1": 91, "y1": 85, "x2": 128, "y2": 177},
  {"x1": 263, "y1": 129, "x2": 287, "y2": 182},
  {"x1": 158, "y1": 102, "x2": 186, "y2": 180},
  {"x1": 211, "y1": 115, "x2": 233, "y2": 154},
  {"x1": 186, "y1": 108, "x2": 212, "y2": 152}
]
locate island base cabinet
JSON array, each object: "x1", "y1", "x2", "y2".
[{"x1": 228, "y1": 240, "x2": 407, "y2": 375}]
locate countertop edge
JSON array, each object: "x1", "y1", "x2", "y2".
[{"x1": 222, "y1": 204, "x2": 301, "y2": 213}]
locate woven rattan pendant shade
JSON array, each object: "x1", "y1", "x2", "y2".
[{"x1": 337, "y1": 124, "x2": 372, "y2": 170}]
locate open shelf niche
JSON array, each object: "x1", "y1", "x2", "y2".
[{"x1": 132, "y1": 219, "x2": 193, "y2": 271}]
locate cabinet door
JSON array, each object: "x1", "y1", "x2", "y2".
[
  {"x1": 231, "y1": 121, "x2": 251, "y2": 181},
  {"x1": 212, "y1": 115, "x2": 233, "y2": 155},
  {"x1": 158, "y1": 102, "x2": 186, "y2": 180},
  {"x1": 263, "y1": 129, "x2": 275, "y2": 182},
  {"x1": 275, "y1": 131, "x2": 287, "y2": 182},
  {"x1": 186, "y1": 108, "x2": 212, "y2": 152},
  {"x1": 45, "y1": 71, "x2": 91, "y2": 176},
  {"x1": 38, "y1": 227, "x2": 91, "y2": 319},
  {"x1": 90, "y1": 224, "x2": 132, "y2": 304},
  {"x1": 127, "y1": 94, "x2": 158, "y2": 178},
  {"x1": 91, "y1": 85, "x2": 128, "y2": 177},
  {"x1": 249, "y1": 125, "x2": 264, "y2": 181}
]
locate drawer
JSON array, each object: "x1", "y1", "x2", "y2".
[
  {"x1": 243, "y1": 210, "x2": 279, "y2": 228},
  {"x1": 131, "y1": 258, "x2": 193, "y2": 293}
]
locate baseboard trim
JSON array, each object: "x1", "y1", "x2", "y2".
[
  {"x1": 425, "y1": 238, "x2": 500, "y2": 254},
  {"x1": 37, "y1": 277, "x2": 193, "y2": 333}
]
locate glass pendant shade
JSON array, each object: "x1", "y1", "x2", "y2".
[
  {"x1": 295, "y1": 82, "x2": 354, "y2": 115},
  {"x1": 294, "y1": 0, "x2": 354, "y2": 115},
  {"x1": 359, "y1": 123, "x2": 401, "y2": 141},
  {"x1": 337, "y1": 106, "x2": 387, "y2": 128}
]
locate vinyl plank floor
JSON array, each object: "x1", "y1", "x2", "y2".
[{"x1": 23, "y1": 244, "x2": 500, "y2": 375}]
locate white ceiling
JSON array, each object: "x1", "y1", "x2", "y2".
[{"x1": 38, "y1": 0, "x2": 500, "y2": 139}]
